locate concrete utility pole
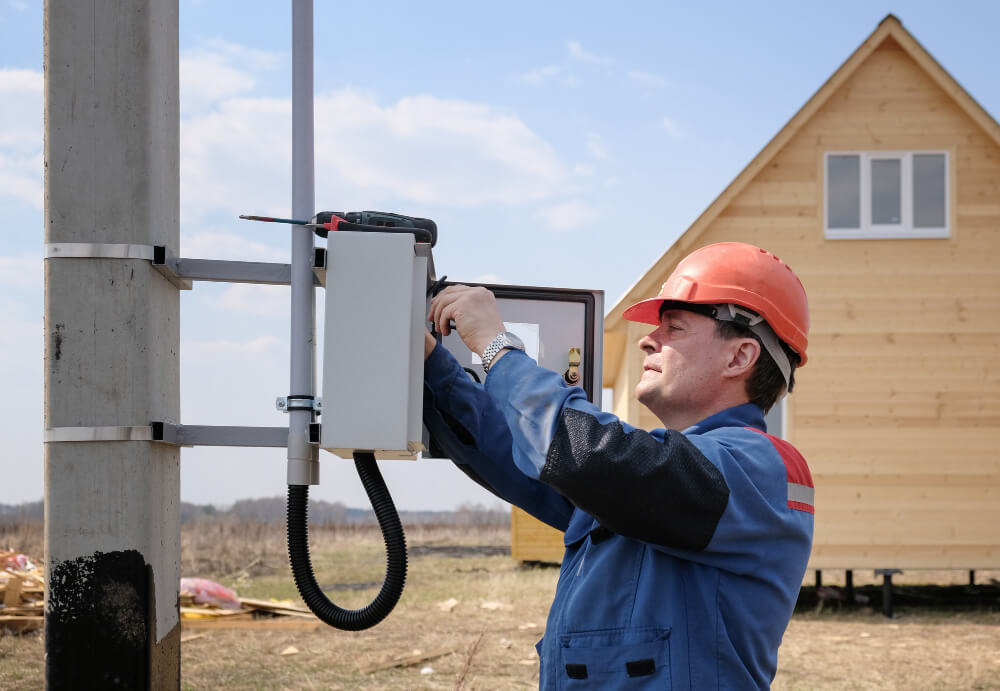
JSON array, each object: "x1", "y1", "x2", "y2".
[{"x1": 44, "y1": 1, "x2": 181, "y2": 687}]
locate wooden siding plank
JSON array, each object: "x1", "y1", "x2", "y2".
[
  {"x1": 815, "y1": 512, "x2": 1000, "y2": 543},
  {"x1": 808, "y1": 544, "x2": 1000, "y2": 570},
  {"x1": 799, "y1": 424, "x2": 1000, "y2": 448},
  {"x1": 815, "y1": 474, "x2": 1000, "y2": 487},
  {"x1": 510, "y1": 507, "x2": 563, "y2": 563}
]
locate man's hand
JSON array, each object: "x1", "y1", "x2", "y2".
[{"x1": 428, "y1": 285, "x2": 505, "y2": 357}]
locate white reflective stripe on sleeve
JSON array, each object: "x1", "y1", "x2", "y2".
[{"x1": 788, "y1": 482, "x2": 814, "y2": 506}]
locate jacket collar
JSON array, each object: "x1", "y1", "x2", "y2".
[{"x1": 683, "y1": 402, "x2": 766, "y2": 435}]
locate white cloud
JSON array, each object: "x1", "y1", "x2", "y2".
[
  {"x1": 628, "y1": 70, "x2": 667, "y2": 88},
  {"x1": 182, "y1": 335, "x2": 281, "y2": 360},
  {"x1": 210, "y1": 284, "x2": 289, "y2": 315},
  {"x1": 10, "y1": 1, "x2": 28, "y2": 10},
  {"x1": 574, "y1": 163, "x2": 596, "y2": 177},
  {"x1": 0, "y1": 151, "x2": 42, "y2": 209},
  {"x1": 661, "y1": 116, "x2": 683, "y2": 140},
  {"x1": 0, "y1": 69, "x2": 42, "y2": 151},
  {"x1": 474, "y1": 273, "x2": 501, "y2": 284},
  {"x1": 517, "y1": 64, "x2": 563, "y2": 85},
  {"x1": 197, "y1": 39, "x2": 282, "y2": 72},
  {"x1": 181, "y1": 95, "x2": 293, "y2": 222},
  {"x1": 180, "y1": 40, "x2": 281, "y2": 115},
  {"x1": 181, "y1": 55, "x2": 255, "y2": 114},
  {"x1": 317, "y1": 91, "x2": 566, "y2": 205},
  {"x1": 0, "y1": 298, "x2": 42, "y2": 503},
  {"x1": 567, "y1": 40, "x2": 613, "y2": 65},
  {"x1": 181, "y1": 231, "x2": 289, "y2": 263},
  {"x1": 538, "y1": 200, "x2": 599, "y2": 231},
  {"x1": 517, "y1": 39, "x2": 614, "y2": 87},
  {"x1": 586, "y1": 132, "x2": 608, "y2": 160},
  {"x1": 0, "y1": 253, "x2": 41, "y2": 289},
  {"x1": 181, "y1": 86, "x2": 568, "y2": 222},
  {"x1": 0, "y1": 68, "x2": 43, "y2": 209}
]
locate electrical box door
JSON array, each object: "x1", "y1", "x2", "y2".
[
  {"x1": 321, "y1": 231, "x2": 427, "y2": 459},
  {"x1": 434, "y1": 284, "x2": 603, "y2": 408}
]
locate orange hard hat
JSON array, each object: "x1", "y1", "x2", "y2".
[{"x1": 622, "y1": 242, "x2": 809, "y2": 365}]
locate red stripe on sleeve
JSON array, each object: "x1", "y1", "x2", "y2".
[{"x1": 745, "y1": 427, "x2": 815, "y2": 514}]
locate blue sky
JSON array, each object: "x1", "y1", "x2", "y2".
[{"x1": 2, "y1": 1, "x2": 998, "y2": 509}]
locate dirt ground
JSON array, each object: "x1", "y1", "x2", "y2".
[{"x1": 2, "y1": 523, "x2": 999, "y2": 689}]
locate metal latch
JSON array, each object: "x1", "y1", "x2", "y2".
[{"x1": 563, "y1": 347, "x2": 581, "y2": 385}]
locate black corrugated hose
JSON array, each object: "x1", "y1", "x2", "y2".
[{"x1": 286, "y1": 451, "x2": 407, "y2": 630}]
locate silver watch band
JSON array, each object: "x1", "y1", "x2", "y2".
[
  {"x1": 481, "y1": 331, "x2": 524, "y2": 373},
  {"x1": 480, "y1": 333, "x2": 508, "y2": 374}
]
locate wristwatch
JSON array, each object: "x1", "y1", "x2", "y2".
[{"x1": 481, "y1": 331, "x2": 525, "y2": 373}]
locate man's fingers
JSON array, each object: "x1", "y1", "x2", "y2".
[
  {"x1": 427, "y1": 284, "x2": 505, "y2": 354},
  {"x1": 429, "y1": 285, "x2": 468, "y2": 335}
]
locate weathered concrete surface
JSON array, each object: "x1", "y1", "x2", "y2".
[{"x1": 44, "y1": 0, "x2": 181, "y2": 686}]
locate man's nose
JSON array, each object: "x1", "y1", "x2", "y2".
[{"x1": 638, "y1": 330, "x2": 659, "y2": 354}]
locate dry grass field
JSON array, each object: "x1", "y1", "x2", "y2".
[{"x1": 2, "y1": 520, "x2": 999, "y2": 690}]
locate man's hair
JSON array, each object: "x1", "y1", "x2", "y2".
[{"x1": 715, "y1": 321, "x2": 800, "y2": 413}]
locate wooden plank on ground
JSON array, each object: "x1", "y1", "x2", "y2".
[
  {"x1": 180, "y1": 617, "x2": 321, "y2": 631},
  {"x1": 3, "y1": 577, "x2": 22, "y2": 606},
  {"x1": 237, "y1": 597, "x2": 313, "y2": 616},
  {"x1": 180, "y1": 606, "x2": 253, "y2": 620},
  {"x1": 0, "y1": 615, "x2": 44, "y2": 634},
  {"x1": 0, "y1": 603, "x2": 44, "y2": 616},
  {"x1": 360, "y1": 645, "x2": 463, "y2": 675}
]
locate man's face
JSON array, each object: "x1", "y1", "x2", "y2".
[{"x1": 634, "y1": 308, "x2": 733, "y2": 429}]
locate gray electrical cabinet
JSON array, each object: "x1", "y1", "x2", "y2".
[
  {"x1": 321, "y1": 231, "x2": 428, "y2": 460},
  {"x1": 436, "y1": 284, "x2": 604, "y2": 406}
]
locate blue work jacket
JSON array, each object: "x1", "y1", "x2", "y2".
[{"x1": 423, "y1": 344, "x2": 814, "y2": 689}]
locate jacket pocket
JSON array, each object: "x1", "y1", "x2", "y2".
[{"x1": 557, "y1": 626, "x2": 671, "y2": 690}]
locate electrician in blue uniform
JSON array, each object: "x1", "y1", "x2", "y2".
[{"x1": 422, "y1": 242, "x2": 814, "y2": 689}]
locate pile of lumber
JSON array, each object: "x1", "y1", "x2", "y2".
[
  {"x1": 0, "y1": 551, "x2": 44, "y2": 634},
  {"x1": 180, "y1": 592, "x2": 321, "y2": 631},
  {"x1": 0, "y1": 553, "x2": 321, "y2": 635}
]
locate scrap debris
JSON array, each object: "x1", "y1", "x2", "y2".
[
  {"x1": 361, "y1": 645, "x2": 464, "y2": 675},
  {"x1": 179, "y1": 579, "x2": 321, "y2": 631},
  {"x1": 437, "y1": 597, "x2": 459, "y2": 612},
  {"x1": 0, "y1": 555, "x2": 320, "y2": 635},
  {"x1": 0, "y1": 551, "x2": 44, "y2": 635}
]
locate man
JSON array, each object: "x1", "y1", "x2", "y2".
[{"x1": 422, "y1": 242, "x2": 814, "y2": 689}]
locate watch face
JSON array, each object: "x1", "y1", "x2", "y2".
[{"x1": 504, "y1": 332, "x2": 525, "y2": 350}]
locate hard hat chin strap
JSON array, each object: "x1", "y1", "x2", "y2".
[{"x1": 713, "y1": 304, "x2": 792, "y2": 388}]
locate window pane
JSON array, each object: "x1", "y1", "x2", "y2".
[
  {"x1": 913, "y1": 154, "x2": 946, "y2": 228},
  {"x1": 871, "y1": 158, "x2": 901, "y2": 224},
  {"x1": 827, "y1": 155, "x2": 860, "y2": 228}
]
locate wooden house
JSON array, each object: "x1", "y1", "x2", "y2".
[{"x1": 513, "y1": 15, "x2": 1000, "y2": 571}]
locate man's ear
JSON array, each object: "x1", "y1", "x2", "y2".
[{"x1": 722, "y1": 338, "x2": 760, "y2": 380}]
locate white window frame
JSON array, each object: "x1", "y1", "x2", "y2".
[{"x1": 824, "y1": 150, "x2": 950, "y2": 240}]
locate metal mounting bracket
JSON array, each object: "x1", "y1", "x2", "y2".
[
  {"x1": 276, "y1": 396, "x2": 322, "y2": 413},
  {"x1": 44, "y1": 243, "x2": 328, "y2": 289},
  {"x1": 44, "y1": 423, "x2": 290, "y2": 448},
  {"x1": 151, "y1": 422, "x2": 289, "y2": 447}
]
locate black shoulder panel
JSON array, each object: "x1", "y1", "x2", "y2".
[{"x1": 540, "y1": 408, "x2": 730, "y2": 551}]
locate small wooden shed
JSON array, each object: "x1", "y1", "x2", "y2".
[{"x1": 513, "y1": 15, "x2": 1000, "y2": 570}]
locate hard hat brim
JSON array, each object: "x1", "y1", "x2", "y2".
[{"x1": 622, "y1": 297, "x2": 672, "y2": 326}]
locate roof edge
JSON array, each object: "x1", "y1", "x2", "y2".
[{"x1": 605, "y1": 15, "x2": 1000, "y2": 331}]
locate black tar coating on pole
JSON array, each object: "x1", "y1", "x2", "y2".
[{"x1": 46, "y1": 550, "x2": 155, "y2": 689}]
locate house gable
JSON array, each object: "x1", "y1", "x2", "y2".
[{"x1": 604, "y1": 14, "x2": 1000, "y2": 351}]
